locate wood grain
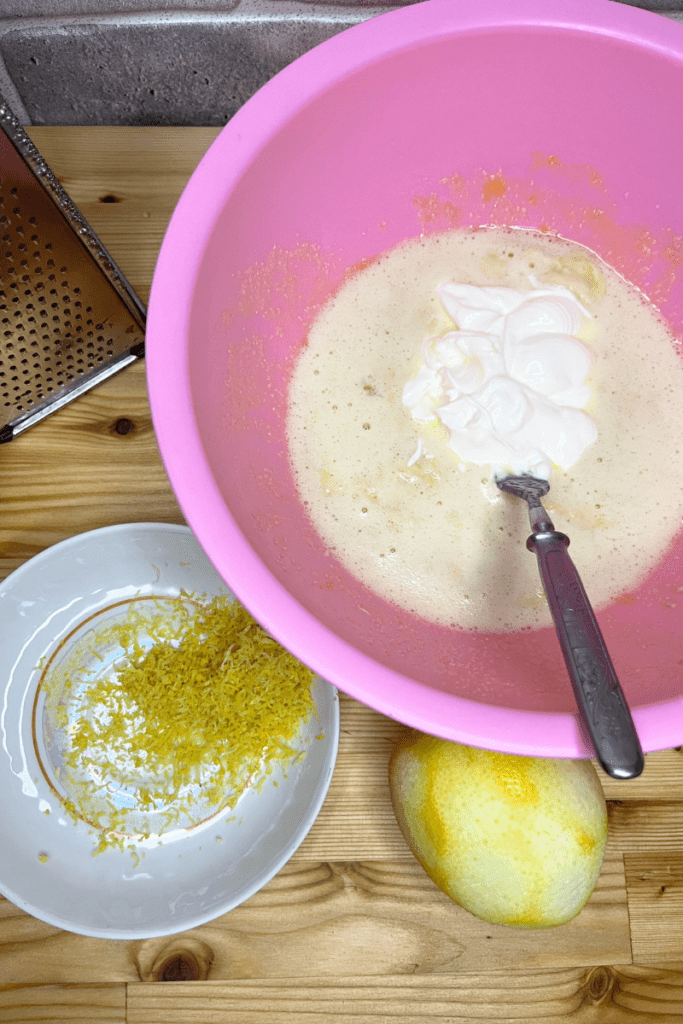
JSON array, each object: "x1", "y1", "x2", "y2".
[
  {"x1": 124, "y1": 969, "x2": 683, "y2": 1023},
  {"x1": 6, "y1": 970, "x2": 683, "y2": 1024},
  {"x1": 0, "y1": 983, "x2": 126, "y2": 1023},
  {"x1": 25, "y1": 127, "x2": 221, "y2": 305},
  {"x1": 0, "y1": 361, "x2": 184, "y2": 580},
  {"x1": 625, "y1": 854, "x2": 683, "y2": 964},
  {"x1": 2, "y1": 126, "x2": 683, "y2": 1022},
  {"x1": 147, "y1": 855, "x2": 629, "y2": 976}
]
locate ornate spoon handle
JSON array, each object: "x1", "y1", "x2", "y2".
[{"x1": 528, "y1": 528, "x2": 644, "y2": 779}]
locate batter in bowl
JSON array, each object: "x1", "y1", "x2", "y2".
[{"x1": 286, "y1": 228, "x2": 683, "y2": 632}]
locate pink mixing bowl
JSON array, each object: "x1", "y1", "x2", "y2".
[{"x1": 147, "y1": 0, "x2": 683, "y2": 759}]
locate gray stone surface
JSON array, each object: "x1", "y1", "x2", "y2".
[
  {"x1": 0, "y1": 0, "x2": 241, "y2": 12},
  {"x1": 0, "y1": 0, "x2": 680, "y2": 127},
  {"x1": 616, "y1": 0, "x2": 683, "y2": 6},
  {"x1": 0, "y1": 0, "x2": 400, "y2": 12},
  {"x1": 0, "y1": 0, "x2": 680, "y2": 11},
  {"x1": 0, "y1": 5, "x2": 387, "y2": 126},
  {"x1": 0, "y1": 52, "x2": 30, "y2": 121}
]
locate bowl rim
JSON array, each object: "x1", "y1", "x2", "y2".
[{"x1": 146, "y1": 0, "x2": 683, "y2": 759}]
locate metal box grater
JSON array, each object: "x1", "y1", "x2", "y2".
[{"x1": 0, "y1": 94, "x2": 146, "y2": 443}]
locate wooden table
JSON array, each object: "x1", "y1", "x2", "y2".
[{"x1": 2, "y1": 128, "x2": 683, "y2": 1023}]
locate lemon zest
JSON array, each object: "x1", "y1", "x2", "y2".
[{"x1": 46, "y1": 595, "x2": 315, "y2": 853}]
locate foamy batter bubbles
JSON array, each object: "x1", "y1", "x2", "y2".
[{"x1": 286, "y1": 228, "x2": 683, "y2": 632}]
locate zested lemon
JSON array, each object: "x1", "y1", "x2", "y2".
[{"x1": 389, "y1": 732, "x2": 608, "y2": 928}]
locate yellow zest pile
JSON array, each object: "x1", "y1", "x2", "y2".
[{"x1": 47, "y1": 594, "x2": 316, "y2": 850}]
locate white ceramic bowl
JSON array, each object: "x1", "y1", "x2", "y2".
[{"x1": 0, "y1": 523, "x2": 339, "y2": 938}]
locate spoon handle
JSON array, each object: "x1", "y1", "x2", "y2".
[{"x1": 527, "y1": 529, "x2": 644, "y2": 779}]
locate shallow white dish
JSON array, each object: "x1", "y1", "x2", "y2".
[{"x1": 0, "y1": 522, "x2": 339, "y2": 939}]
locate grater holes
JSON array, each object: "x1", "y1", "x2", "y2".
[{"x1": 1, "y1": 187, "x2": 142, "y2": 424}]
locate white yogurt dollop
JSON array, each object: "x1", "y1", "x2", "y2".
[{"x1": 402, "y1": 282, "x2": 597, "y2": 480}]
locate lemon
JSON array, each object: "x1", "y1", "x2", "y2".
[{"x1": 389, "y1": 731, "x2": 608, "y2": 928}]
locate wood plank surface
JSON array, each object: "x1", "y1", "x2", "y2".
[
  {"x1": 124, "y1": 969, "x2": 683, "y2": 1024},
  {"x1": 624, "y1": 853, "x2": 683, "y2": 965},
  {"x1": 25, "y1": 127, "x2": 221, "y2": 306},
  {"x1": 0, "y1": 852, "x2": 630, "y2": 985},
  {"x1": 0, "y1": 983, "x2": 126, "y2": 1023},
  {"x1": 1, "y1": 127, "x2": 682, "y2": 1022}
]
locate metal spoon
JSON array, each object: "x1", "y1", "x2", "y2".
[{"x1": 497, "y1": 474, "x2": 644, "y2": 780}]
